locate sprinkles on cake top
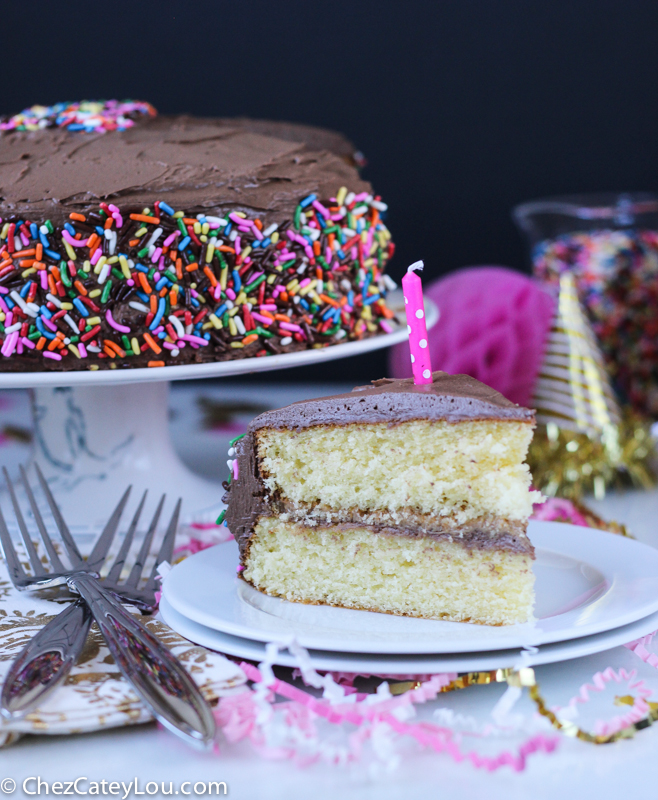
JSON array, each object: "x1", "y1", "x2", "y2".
[{"x1": 0, "y1": 100, "x2": 157, "y2": 132}]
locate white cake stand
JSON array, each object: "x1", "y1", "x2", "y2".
[{"x1": 1, "y1": 296, "x2": 438, "y2": 534}]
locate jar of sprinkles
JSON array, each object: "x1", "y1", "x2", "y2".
[{"x1": 514, "y1": 193, "x2": 658, "y2": 418}]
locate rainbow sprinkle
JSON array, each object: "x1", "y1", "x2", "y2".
[
  {"x1": 0, "y1": 190, "x2": 395, "y2": 370},
  {"x1": 0, "y1": 100, "x2": 157, "y2": 133}
]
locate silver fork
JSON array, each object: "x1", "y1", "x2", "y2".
[
  {"x1": 0, "y1": 469, "x2": 131, "y2": 718},
  {"x1": 0, "y1": 470, "x2": 162, "y2": 716},
  {"x1": 0, "y1": 465, "x2": 216, "y2": 749}
]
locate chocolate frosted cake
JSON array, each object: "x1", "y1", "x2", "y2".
[
  {"x1": 0, "y1": 100, "x2": 395, "y2": 371},
  {"x1": 224, "y1": 372, "x2": 541, "y2": 626}
]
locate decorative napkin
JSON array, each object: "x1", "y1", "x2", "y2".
[{"x1": 0, "y1": 554, "x2": 246, "y2": 747}]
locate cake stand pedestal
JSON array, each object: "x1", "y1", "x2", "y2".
[
  {"x1": 30, "y1": 382, "x2": 221, "y2": 531},
  {"x1": 0, "y1": 294, "x2": 438, "y2": 535}
]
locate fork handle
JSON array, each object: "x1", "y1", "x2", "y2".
[
  {"x1": 68, "y1": 573, "x2": 216, "y2": 750},
  {"x1": 1, "y1": 599, "x2": 93, "y2": 720}
]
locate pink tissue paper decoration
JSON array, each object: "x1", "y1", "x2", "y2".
[{"x1": 389, "y1": 266, "x2": 555, "y2": 407}]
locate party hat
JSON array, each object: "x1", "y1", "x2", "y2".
[{"x1": 528, "y1": 273, "x2": 654, "y2": 499}]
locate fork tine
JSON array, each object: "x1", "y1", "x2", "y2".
[
  {"x1": 0, "y1": 496, "x2": 28, "y2": 584},
  {"x1": 19, "y1": 465, "x2": 66, "y2": 573},
  {"x1": 124, "y1": 494, "x2": 165, "y2": 588},
  {"x1": 86, "y1": 486, "x2": 132, "y2": 572},
  {"x1": 3, "y1": 468, "x2": 46, "y2": 576},
  {"x1": 143, "y1": 498, "x2": 181, "y2": 592},
  {"x1": 106, "y1": 490, "x2": 147, "y2": 584},
  {"x1": 34, "y1": 463, "x2": 84, "y2": 568}
]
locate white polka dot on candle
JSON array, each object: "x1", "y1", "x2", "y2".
[
  {"x1": 415, "y1": 309, "x2": 424, "y2": 319},
  {"x1": 419, "y1": 338, "x2": 428, "y2": 349},
  {"x1": 422, "y1": 369, "x2": 431, "y2": 379},
  {"x1": 407, "y1": 325, "x2": 412, "y2": 334},
  {"x1": 404, "y1": 296, "x2": 408, "y2": 304},
  {"x1": 410, "y1": 354, "x2": 415, "y2": 363}
]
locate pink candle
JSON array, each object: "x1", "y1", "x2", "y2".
[{"x1": 401, "y1": 260, "x2": 432, "y2": 384}]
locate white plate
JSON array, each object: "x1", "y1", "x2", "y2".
[
  {"x1": 162, "y1": 521, "x2": 658, "y2": 654},
  {"x1": 159, "y1": 596, "x2": 658, "y2": 675},
  {"x1": 0, "y1": 294, "x2": 437, "y2": 388}
]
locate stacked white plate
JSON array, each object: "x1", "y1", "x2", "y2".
[{"x1": 160, "y1": 521, "x2": 658, "y2": 675}]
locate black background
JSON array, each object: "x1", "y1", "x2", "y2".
[{"x1": 3, "y1": 0, "x2": 658, "y2": 383}]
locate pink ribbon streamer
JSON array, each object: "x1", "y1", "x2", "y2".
[
  {"x1": 553, "y1": 667, "x2": 653, "y2": 737},
  {"x1": 214, "y1": 654, "x2": 558, "y2": 772},
  {"x1": 625, "y1": 631, "x2": 658, "y2": 668}
]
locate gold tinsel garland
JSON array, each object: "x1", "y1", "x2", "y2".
[
  {"x1": 377, "y1": 664, "x2": 658, "y2": 745},
  {"x1": 437, "y1": 668, "x2": 658, "y2": 744},
  {"x1": 528, "y1": 410, "x2": 656, "y2": 501}
]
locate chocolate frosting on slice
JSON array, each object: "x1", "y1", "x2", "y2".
[
  {"x1": 224, "y1": 372, "x2": 536, "y2": 559},
  {"x1": 0, "y1": 115, "x2": 370, "y2": 225},
  {"x1": 249, "y1": 371, "x2": 535, "y2": 431}
]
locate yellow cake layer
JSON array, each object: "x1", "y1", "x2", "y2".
[
  {"x1": 256, "y1": 419, "x2": 539, "y2": 526},
  {"x1": 244, "y1": 517, "x2": 535, "y2": 625}
]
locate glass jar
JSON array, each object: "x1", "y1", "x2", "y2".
[{"x1": 513, "y1": 193, "x2": 658, "y2": 418}]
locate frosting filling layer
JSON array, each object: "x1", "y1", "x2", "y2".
[{"x1": 266, "y1": 502, "x2": 534, "y2": 555}]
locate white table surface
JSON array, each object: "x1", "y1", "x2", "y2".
[{"x1": 1, "y1": 383, "x2": 658, "y2": 799}]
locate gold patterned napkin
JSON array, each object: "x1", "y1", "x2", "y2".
[{"x1": 0, "y1": 555, "x2": 246, "y2": 747}]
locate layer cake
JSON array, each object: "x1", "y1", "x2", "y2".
[
  {"x1": 224, "y1": 372, "x2": 541, "y2": 626},
  {"x1": 0, "y1": 100, "x2": 395, "y2": 371}
]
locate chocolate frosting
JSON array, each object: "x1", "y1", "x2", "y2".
[
  {"x1": 249, "y1": 371, "x2": 535, "y2": 430},
  {"x1": 224, "y1": 372, "x2": 535, "y2": 559},
  {"x1": 0, "y1": 115, "x2": 370, "y2": 225}
]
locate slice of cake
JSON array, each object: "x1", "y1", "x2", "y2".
[{"x1": 224, "y1": 372, "x2": 541, "y2": 625}]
